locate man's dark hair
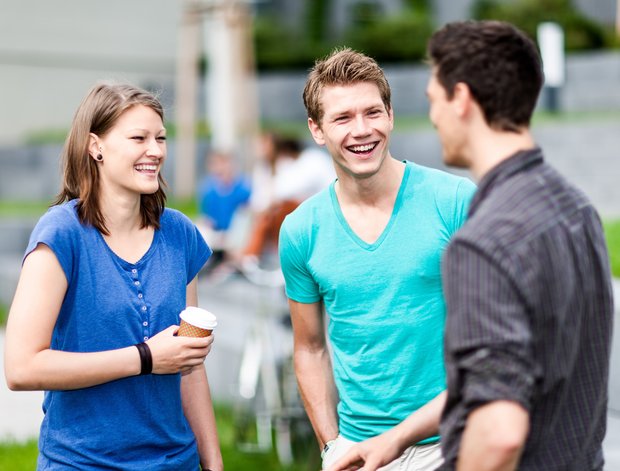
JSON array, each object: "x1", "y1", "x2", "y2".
[{"x1": 427, "y1": 20, "x2": 544, "y2": 132}]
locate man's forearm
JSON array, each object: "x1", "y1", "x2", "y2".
[
  {"x1": 392, "y1": 390, "x2": 446, "y2": 448},
  {"x1": 294, "y1": 347, "x2": 339, "y2": 447},
  {"x1": 457, "y1": 401, "x2": 528, "y2": 471}
]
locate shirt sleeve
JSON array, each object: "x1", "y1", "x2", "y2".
[
  {"x1": 278, "y1": 219, "x2": 321, "y2": 303},
  {"x1": 443, "y1": 239, "x2": 537, "y2": 412},
  {"x1": 452, "y1": 178, "x2": 477, "y2": 232},
  {"x1": 186, "y1": 221, "x2": 212, "y2": 283},
  {"x1": 24, "y1": 206, "x2": 78, "y2": 284},
  {"x1": 166, "y1": 209, "x2": 211, "y2": 283}
]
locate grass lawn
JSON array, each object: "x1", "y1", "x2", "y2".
[
  {"x1": 0, "y1": 303, "x2": 7, "y2": 326},
  {"x1": 0, "y1": 198, "x2": 199, "y2": 219},
  {"x1": 0, "y1": 439, "x2": 38, "y2": 471},
  {"x1": 604, "y1": 220, "x2": 620, "y2": 277},
  {"x1": 0, "y1": 405, "x2": 318, "y2": 471}
]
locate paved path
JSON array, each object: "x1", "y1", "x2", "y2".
[{"x1": 1, "y1": 276, "x2": 619, "y2": 469}]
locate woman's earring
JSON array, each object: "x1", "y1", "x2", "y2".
[{"x1": 96, "y1": 154, "x2": 103, "y2": 161}]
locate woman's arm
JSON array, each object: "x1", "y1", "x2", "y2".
[
  {"x1": 182, "y1": 366, "x2": 222, "y2": 471},
  {"x1": 181, "y1": 278, "x2": 222, "y2": 471},
  {"x1": 4, "y1": 245, "x2": 212, "y2": 391}
]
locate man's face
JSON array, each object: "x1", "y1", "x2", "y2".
[
  {"x1": 308, "y1": 81, "x2": 394, "y2": 181},
  {"x1": 426, "y1": 68, "x2": 468, "y2": 168}
]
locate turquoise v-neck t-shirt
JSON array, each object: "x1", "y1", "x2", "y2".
[{"x1": 279, "y1": 161, "x2": 475, "y2": 442}]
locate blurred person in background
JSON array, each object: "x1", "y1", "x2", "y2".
[
  {"x1": 4, "y1": 82, "x2": 222, "y2": 471},
  {"x1": 247, "y1": 130, "x2": 285, "y2": 216},
  {"x1": 241, "y1": 133, "x2": 334, "y2": 271},
  {"x1": 196, "y1": 149, "x2": 251, "y2": 274},
  {"x1": 279, "y1": 48, "x2": 476, "y2": 471},
  {"x1": 330, "y1": 20, "x2": 613, "y2": 471}
]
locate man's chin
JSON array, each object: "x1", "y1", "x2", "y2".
[{"x1": 442, "y1": 154, "x2": 468, "y2": 169}]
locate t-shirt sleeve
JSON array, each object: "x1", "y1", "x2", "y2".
[
  {"x1": 452, "y1": 178, "x2": 477, "y2": 233},
  {"x1": 23, "y1": 206, "x2": 77, "y2": 284},
  {"x1": 278, "y1": 219, "x2": 321, "y2": 303},
  {"x1": 443, "y1": 239, "x2": 536, "y2": 412},
  {"x1": 184, "y1": 217, "x2": 212, "y2": 283}
]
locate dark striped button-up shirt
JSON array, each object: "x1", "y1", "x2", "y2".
[{"x1": 439, "y1": 148, "x2": 614, "y2": 470}]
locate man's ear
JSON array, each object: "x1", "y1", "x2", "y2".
[
  {"x1": 453, "y1": 82, "x2": 473, "y2": 118},
  {"x1": 307, "y1": 118, "x2": 325, "y2": 146}
]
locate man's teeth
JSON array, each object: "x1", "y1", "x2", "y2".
[
  {"x1": 350, "y1": 143, "x2": 376, "y2": 153},
  {"x1": 135, "y1": 164, "x2": 157, "y2": 171}
]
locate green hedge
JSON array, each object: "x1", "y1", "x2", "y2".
[
  {"x1": 472, "y1": 0, "x2": 616, "y2": 51},
  {"x1": 253, "y1": 8, "x2": 434, "y2": 71}
]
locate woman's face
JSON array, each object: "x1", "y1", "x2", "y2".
[{"x1": 94, "y1": 105, "x2": 166, "y2": 199}]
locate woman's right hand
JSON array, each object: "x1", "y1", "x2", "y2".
[{"x1": 146, "y1": 326, "x2": 214, "y2": 374}]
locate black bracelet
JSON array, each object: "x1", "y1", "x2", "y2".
[{"x1": 135, "y1": 342, "x2": 153, "y2": 375}]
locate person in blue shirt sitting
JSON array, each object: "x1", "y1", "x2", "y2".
[{"x1": 196, "y1": 149, "x2": 251, "y2": 273}]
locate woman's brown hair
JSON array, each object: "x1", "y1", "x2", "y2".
[{"x1": 53, "y1": 82, "x2": 167, "y2": 235}]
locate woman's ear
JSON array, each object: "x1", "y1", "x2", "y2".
[{"x1": 88, "y1": 133, "x2": 101, "y2": 160}]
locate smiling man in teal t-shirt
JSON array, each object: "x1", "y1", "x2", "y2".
[{"x1": 278, "y1": 48, "x2": 475, "y2": 471}]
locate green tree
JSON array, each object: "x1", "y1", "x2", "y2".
[
  {"x1": 253, "y1": 0, "x2": 436, "y2": 69},
  {"x1": 305, "y1": 0, "x2": 329, "y2": 43},
  {"x1": 472, "y1": 0, "x2": 610, "y2": 50},
  {"x1": 344, "y1": 11, "x2": 434, "y2": 62}
]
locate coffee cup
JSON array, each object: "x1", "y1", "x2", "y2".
[{"x1": 178, "y1": 306, "x2": 217, "y2": 338}]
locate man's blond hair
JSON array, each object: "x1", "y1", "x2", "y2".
[{"x1": 302, "y1": 47, "x2": 391, "y2": 126}]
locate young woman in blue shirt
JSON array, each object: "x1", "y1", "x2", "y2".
[{"x1": 4, "y1": 82, "x2": 222, "y2": 470}]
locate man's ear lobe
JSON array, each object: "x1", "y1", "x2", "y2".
[{"x1": 308, "y1": 118, "x2": 325, "y2": 145}]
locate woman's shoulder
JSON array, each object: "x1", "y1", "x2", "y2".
[
  {"x1": 159, "y1": 208, "x2": 200, "y2": 238},
  {"x1": 161, "y1": 207, "x2": 194, "y2": 226},
  {"x1": 36, "y1": 200, "x2": 82, "y2": 232}
]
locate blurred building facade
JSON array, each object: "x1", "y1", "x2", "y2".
[{"x1": 1, "y1": 0, "x2": 618, "y2": 144}]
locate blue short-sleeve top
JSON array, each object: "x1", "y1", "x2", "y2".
[{"x1": 24, "y1": 199, "x2": 211, "y2": 470}]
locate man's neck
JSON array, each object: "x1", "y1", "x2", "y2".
[
  {"x1": 469, "y1": 128, "x2": 537, "y2": 181},
  {"x1": 334, "y1": 157, "x2": 406, "y2": 244},
  {"x1": 335, "y1": 157, "x2": 405, "y2": 209}
]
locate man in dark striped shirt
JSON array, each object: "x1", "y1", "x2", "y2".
[{"x1": 427, "y1": 21, "x2": 614, "y2": 470}]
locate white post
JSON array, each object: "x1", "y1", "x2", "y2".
[
  {"x1": 174, "y1": 1, "x2": 202, "y2": 199},
  {"x1": 616, "y1": 0, "x2": 620, "y2": 37},
  {"x1": 537, "y1": 22, "x2": 565, "y2": 113},
  {"x1": 203, "y1": 0, "x2": 260, "y2": 172}
]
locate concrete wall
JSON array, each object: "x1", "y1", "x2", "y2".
[
  {"x1": 256, "y1": 51, "x2": 620, "y2": 122},
  {"x1": 1, "y1": 116, "x2": 618, "y2": 215},
  {"x1": 0, "y1": 0, "x2": 180, "y2": 144}
]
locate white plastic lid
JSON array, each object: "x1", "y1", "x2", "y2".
[{"x1": 180, "y1": 306, "x2": 217, "y2": 330}]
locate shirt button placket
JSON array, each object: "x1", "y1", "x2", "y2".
[{"x1": 132, "y1": 268, "x2": 149, "y2": 341}]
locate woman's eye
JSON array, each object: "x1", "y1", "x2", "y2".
[
  {"x1": 157, "y1": 136, "x2": 167, "y2": 142},
  {"x1": 131, "y1": 136, "x2": 145, "y2": 141}
]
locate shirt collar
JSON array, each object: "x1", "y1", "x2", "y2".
[{"x1": 469, "y1": 147, "x2": 544, "y2": 216}]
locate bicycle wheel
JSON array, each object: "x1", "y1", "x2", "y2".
[
  {"x1": 233, "y1": 382, "x2": 274, "y2": 453},
  {"x1": 274, "y1": 356, "x2": 320, "y2": 469}
]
